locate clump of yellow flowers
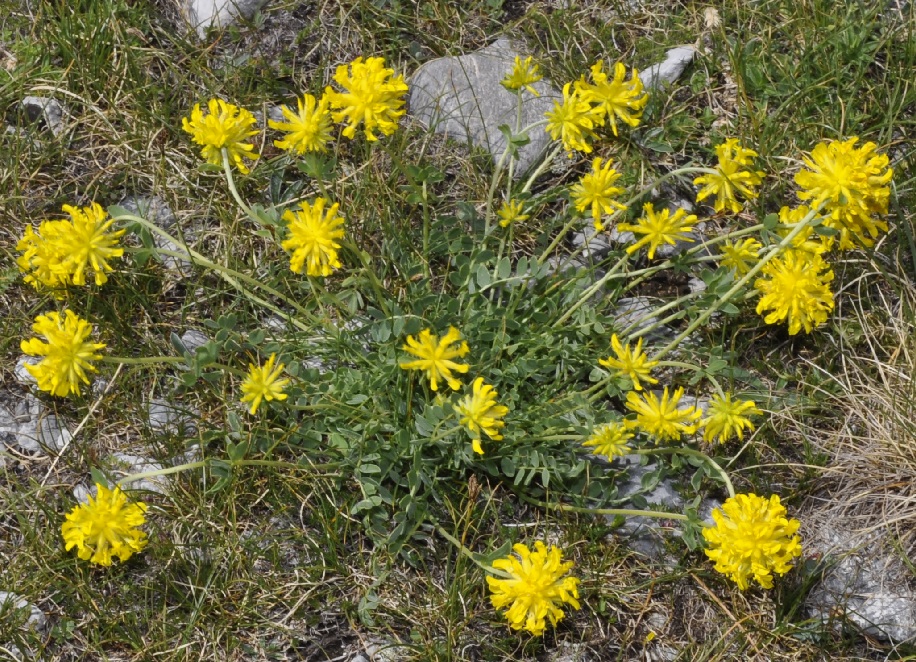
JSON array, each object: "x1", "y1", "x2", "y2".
[
  {"x1": 702, "y1": 493, "x2": 802, "y2": 590},
  {"x1": 62, "y1": 483, "x2": 148, "y2": 566},
  {"x1": 21, "y1": 310, "x2": 105, "y2": 398},
  {"x1": 486, "y1": 541, "x2": 580, "y2": 636}
]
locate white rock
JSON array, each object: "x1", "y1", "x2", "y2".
[
  {"x1": 182, "y1": 0, "x2": 270, "y2": 37},
  {"x1": 110, "y1": 453, "x2": 168, "y2": 494},
  {"x1": 19, "y1": 96, "x2": 66, "y2": 137},
  {"x1": 14, "y1": 356, "x2": 39, "y2": 386},
  {"x1": 0, "y1": 592, "x2": 47, "y2": 631},
  {"x1": 641, "y1": 46, "x2": 696, "y2": 89},
  {"x1": 179, "y1": 329, "x2": 209, "y2": 354},
  {"x1": 147, "y1": 398, "x2": 199, "y2": 436}
]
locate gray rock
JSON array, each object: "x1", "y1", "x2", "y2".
[
  {"x1": 613, "y1": 297, "x2": 671, "y2": 339},
  {"x1": 409, "y1": 38, "x2": 560, "y2": 176},
  {"x1": 181, "y1": 0, "x2": 269, "y2": 36},
  {"x1": 120, "y1": 196, "x2": 194, "y2": 276},
  {"x1": 252, "y1": 106, "x2": 285, "y2": 127},
  {"x1": 641, "y1": 46, "x2": 696, "y2": 90},
  {"x1": 119, "y1": 196, "x2": 176, "y2": 229},
  {"x1": 178, "y1": 329, "x2": 209, "y2": 354},
  {"x1": 73, "y1": 483, "x2": 97, "y2": 503},
  {"x1": 806, "y1": 512, "x2": 916, "y2": 643},
  {"x1": 571, "y1": 224, "x2": 614, "y2": 261},
  {"x1": 147, "y1": 398, "x2": 199, "y2": 436},
  {"x1": 13, "y1": 357, "x2": 39, "y2": 387},
  {"x1": 0, "y1": 392, "x2": 71, "y2": 456},
  {"x1": 0, "y1": 592, "x2": 46, "y2": 631},
  {"x1": 19, "y1": 96, "x2": 66, "y2": 137},
  {"x1": 110, "y1": 453, "x2": 168, "y2": 494}
]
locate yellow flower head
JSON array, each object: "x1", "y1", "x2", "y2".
[
  {"x1": 598, "y1": 334, "x2": 658, "y2": 391},
  {"x1": 794, "y1": 137, "x2": 892, "y2": 249},
  {"x1": 455, "y1": 377, "x2": 509, "y2": 454},
  {"x1": 61, "y1": 483, "x2": 148, "y2": 566},
  {"x1": 582, "y1": 422, "x2": 633, "y2": 459},
  {"x1": 269, "y1": 93, "x2": 334, "y2": 154},
  {"x1": 574, "y1": 61, "x2": 648, "y2": 137},
  {"x1": 702, "y1": 493, "x2": 802, "y2": 590},
  {"x1": 325, "y1": 56, "x2": 408, "y2": 141},
  {"x1": 754, "y1": 249, "x2": 834, "y2": 335},
  {"x1": 240, "y1": 353, "x2": 290, "y2": 414},
  {"x1": 693, "y1": 139, "x2": 765, "y2": 214},
  {"x1": 400, "y1": 327, "x2": 470, "y2": 392},
  {"x1": 625, "y1": 386, "x2": 701, "y2": 442},
  {"x1": 570, "y1": 157, "x2": 626, "y2": 232},
  {"x1": 281, "y1": 197, "x2": 346, "y2": 277},
  {"x1": 501, "y1": 56, "x2": 542, "y2": 96},
  {"x1": 182, "y1": 99, "x2": 259, "y2": 174},
  {"x1": 701, "y1": 393, "x2": 762, "y2": 444},
  {"x1": 618, "y1": 203, "x2": 696, "y2": 259},
  {"x1": 17, "y1": 203, "x2": 125, "y2": 291},
  {"x1": 544, "y1": 82, "x2": 604, "y2": 154},
  {"x1": 498, "y1": 199, "x2": 530, "y2": 228},
  {"x1": 776, "y1": 206, "x2": 828, "y2": 256},
  {"x1": 719, "y1": 237, "x2": 762, "y2": 276},
  {"x1": 486, "y1": 541, "x2": 581, "y2": 636},
  {"x1": 21, "y1": 310, "x2": 105, "y2": 398}
]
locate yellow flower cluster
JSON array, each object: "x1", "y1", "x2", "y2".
[
  {"x1": 501, "y1": 56, "x2": 542, "y2": 96},
  {"x1": 754, "y1": 248, "x2": 835, "y2": 336},
  {"x1": 182, "y1": 98, "x2": 259, "y2": 173},
  {"x1": 240, "y1": 353, "x2": 290, "y2": 414},
  {"x1": 324, "y1": 56, "x2": 408, "y2": 141},
  {"x1": 21, "y1": 310, "x2": 105, "y2": 398},
  {"x1": 598, "y1": 334, "x2": 658, "y2": 391},
  {"x1": 570, "y1": 157, "x2": 626, "y2": 232},
  {"x1": 618, "y1": 203, "x2": 696, "y2": 259},
  {"x1": 486, "y1": 541, "x2": 580, "y2": 636},
  {"x1": 544, "y1": 61, "x2": 647, "y2": 153},
  {"x1": 17, "y1": 203, "x2": 125, "y2": 292},
  {"x1": 281, "y1": 197, "x2": 346, "y2": 277},
  {"x1": 456, "y1": 377, "x2": 510, "y2": 455},
  {"x1": 693, "y1": 139, "x2": 765, "y2": 214},
  {"x1": 702, "y1": 493, "x2": 802, "y2": 589},
  {"x1": 582, "y1": 421, "x2": 633, "y2": 459},
  {"x1": 61, "y1": 483, "x2": 148, "y2": 566}
]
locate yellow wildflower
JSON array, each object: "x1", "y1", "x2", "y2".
[
  {"x1": 702, "y1": 493, "x2": 802, "y2": 589},
  {"x1": 62, "y1": 483, "x2": 148, "y2": 566},
  {"x1": 399, "y1": 327, "x2": 470, "y2": 391},
  {"x1": 501, "y1": 56, "x2": 542, "y2": 96},
  {"x1": 693, "y1": 139, "x2": 765, "y2": 214},
  {"x1": 544, "y1": 82, "x2": 603, "y2": 154},
  {"x1": 719, "y1": 237, "x2": 762, "y2": 276},
  {"x1": 486, "y1": 541, "x2": 580, "y2": 636},
  {"x1": 325, "y1": 56, "x2": 408, "y2": 141},
  {"x1": 498, "y1": 199, "x2": 530, "y2": 228},
  {"x1": 455, "y1": 377, "x2": 509, "y2": 454},
  {"x1": 625, "y1": 386, "x2": 701, "y2": 442},
  {"x1": 281, "y1": 197, "x2": 346, "y2": 277},
  {"x1": 269, "y1": 93, "x2": 334, "y2": 154},
  {"x1": 570, "y1": 157, "x2": 626, "y2": 231},
  {"x1": 700, "y1": 393, "x2": 762, "y2": 443},
  {"x1": 776, "y1": 206, "x2": 828, "y2": 256},
  {"x1": 582, "y1": 422, "x2": 633, "y2": 459},
  {"x1": 240, "y1": 353, "x2": 290, "y2": 414},
  {"x1": 618, "y1": 203, "x2": 696, "y2": 259},
  {"x1": 21, "y1": 310, "x2": 105, "y2": 398},
  {"x1": 182, "y1": 98, "x2": 259, "y2": 173},
  {"x1": 794, "y1": 137, "x2": 892, "y2": 249},
  {"x1": 754, "y1": 249, "x2": 834, "y2": 335},
  {"x1": 575, "y1": 61, "x2": 648, "y2": 136},
  {"x1": 598, "y1": 334, "x2": 658, "y2": 391}
]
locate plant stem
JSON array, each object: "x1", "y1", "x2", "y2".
[
  {"x1": 520, "y1": 494, "x2": 689, "y2": 521},
  {"x1": 116, "y1": 457, "x2": 342, "y2": 488},
  {"x1": 222, "y1": 148, "x2": 256, "y2": 221},
  {"x1": 633, "y1": 447, "x2": 735, "y2": 498},
  {"x1": 100, "y1": 355, "x2": 185, "y2": 366},
  {"x1": 435, "y1": 526, "x2": 508, "y2": 577}
]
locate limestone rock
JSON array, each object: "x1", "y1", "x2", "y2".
[
  {"x1": 110, "y1": 453, "x2": 169, "y2": 494},
  {"x1": 0, "y1": 592, "x2": 47, "y2": 631},
  {"x1": 19, "y1": 96, "x2": 66, "y2": 137},
  {"x1": 409, "y1": 38, "x2": 560, "y2": 176},
  {"x1": 182, "y1": 0, "x2": 270, "y2": 37},
  {"x1": 641, "y1": 46, "x2": 696, "y2": 89},
  {"x1": 0, "y1": 392, "x2": 71, "y2": 455},
  {"x1": 147, "y1": 398, "x2": 199, "y2": 436}
]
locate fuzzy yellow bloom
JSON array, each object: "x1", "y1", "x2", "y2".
[
  {"x1": 598, "y1": 334, "x2": 658, "y2": 391},
  {"x1": 618, "y1": 203, "x2": 696, "y2": 259},
  {"x1": 17, "y1": 203, "x2": 125, "y2": 290},
  {"x1": 794, "y1": 137, "x2": 892, "y2": 249},
  {"x1": 570, "y1": 157, "x2": 626, "y2": 231},
  {"x1": 269, "y1": 93, "x2": 334, "y2": 154},
  {"x1": 702, "y1": 493, "x2": 802, "y2": 590},
  {"x1": 754, "y1": 249, "x2": 834, "y2": 335},
  {"x1": 182, "y1": 98, "x2": 259, "y2": 173},
  {"x1": 625, "y1": 386, "x2": 701, "y2": 442},
  {"x1": 575, "y1": 61, "x2": 648, "y2": 137},
  {"x1": 544, "y1": 82, "x2": 603, "y2": 154},
  {"x1": 325, "y1": 56, "x2": 408, "y2": 141},
  {"x1": 501, "y1": 56, "x2": 542, "y2": 96},
  {"x1": 281, "y1": 198, "x2": 346, "y2": 277},
  {"x1": 21, "y1": 310, "x2": 105, "y2": 398},
  {"x1": 776, "y1": 206, "x2": 828, "y2": 257},
  {"x1": 719, "y1": 237, "x2": 762, "y2": 276},
  {"x1": 498, "y1": 199, "x2": 530, "y2": 227},
  {"x1": 486, "y1": 541, "x2": 580, "y2": 636},
  {"x1": 61, "y1": 483, "x2": 148, "y2": 566},
  {"x1": 240, "y1": 353, "x2": 290, "y2": 414},
  {"x1": 693, "y1": 139, "x2": 765, "y2": 214},
  {"x1": 455, "y1": 377, "x2": 509, "y2": 454},
  {"x1": 701, "y1": 393, "x2": 762, "y2": 444},
  {"x1": 400, "y1": 327, "x2": 470, "y2": 391},
  {"x1": 582, "y1": 422, "x2": 633, "y2": 459}
]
